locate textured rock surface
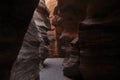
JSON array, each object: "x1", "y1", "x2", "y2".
[
  {"x1": 0, "y1": 0, "x2": 39, "y2": 80},
  {"x1": 51, "y1": 0, "x2": 80, "y2": 57},
  {"x1": 52, "y1": 0, "x2": 120, "y2": 80},
  {"x1": 45, "y1": 0, "x2": 58, "y2": 57},
  {"x1": 1, "y1": 0, "x2": 120, "y2": 80},
  {"x1": 10, "y1": 0, "x2": 50, "y2": 80},
  {"x1": 79, "y1": 0, "x2": 120, "y2": 80}
]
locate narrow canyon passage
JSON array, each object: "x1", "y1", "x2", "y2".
[
  {"x1": 39, "y1": 58, "x2": 71, "y2": 80},
  {"x1": 0, "y1": 0, "x2": 120, "y2": 80}
]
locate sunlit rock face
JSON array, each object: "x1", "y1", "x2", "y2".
[
  {"x1": 45, "y1": 0, "x2": 57, "y2": 20},
  {"x1": 46, "y1": 0, "x2": 79, "y2": 57},
  {"x1": 52, "y1": 0, "x2": 120, "y2": 80},
  {"x1": 52, "y1": 0, "x2": 82, "y2": 33},
  {"x1": 45, "y1": 0, "x2": 58, "y2": 57}
]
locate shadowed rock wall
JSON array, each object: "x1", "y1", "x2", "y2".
[
  {"x1": 10, "y1": 0, "x2": 51, "y2": 80},
  {"x1": 0, "y1": 0, "x2": 39, "y2": 80},
  {"x1": 52, "y1": 0, "x2": 120, "y2": 80}
]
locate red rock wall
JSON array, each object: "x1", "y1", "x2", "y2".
[{"x1": 52, "y1": 0, "x2": 120, "y2": 80}]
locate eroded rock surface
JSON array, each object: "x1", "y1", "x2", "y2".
[
  {"x1": 0, "y1": 0, "x2": 39, "y2": 80},
  {"x1": 10, "y1": 0, "x2": 50, "y2": 80},
  {"x1": 52, "y1": 0, "x2": 120, "y2": 80}
]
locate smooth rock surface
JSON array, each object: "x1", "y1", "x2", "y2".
[{"x1": 40, "y1": 58, "x2": 71, "y2": 80}]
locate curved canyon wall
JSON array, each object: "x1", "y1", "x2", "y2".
[{"x1": 52, "y1": 0, "x2": 120, "y2": 80}]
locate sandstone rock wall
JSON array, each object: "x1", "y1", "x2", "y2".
[
  {"x1": 0, "y1": 0, "x2": 39, "y2": 80},
  {"x1": 45, "y1": 0, "x2": 59, "y2": 57},
  {"x1": 10, "y1": 0, "x2": 51, "y2": 80},
  {"x1": 52, "y1": 0, "x2": 120, "y2": 80}
]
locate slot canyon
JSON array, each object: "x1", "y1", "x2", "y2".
[{"x1": 0, "y1": 0, "x2": 120, "y2": 80}]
